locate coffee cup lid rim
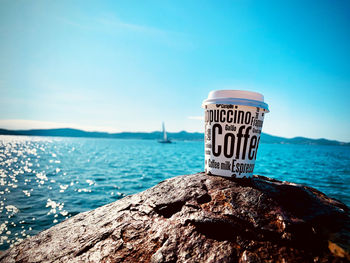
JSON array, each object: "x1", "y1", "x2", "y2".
[{"x1": 202, "y1": 90, "x2": 269, "y2": 112}]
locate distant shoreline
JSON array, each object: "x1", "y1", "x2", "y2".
[{"x1": 0, "y1": 128, "x2": 349, "y2": 146}]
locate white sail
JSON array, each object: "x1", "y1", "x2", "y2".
[
  {"x1": 162, "y1": 122, "x2": 167, "y2": 141},
  {"x1": 159, "y1": 122, "x2": 171, "y2": 143}
]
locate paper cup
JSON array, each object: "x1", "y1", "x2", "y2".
[{"x1": 202, "y1": 90, "x2": 269, "y2": 178}]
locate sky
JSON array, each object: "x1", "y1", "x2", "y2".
[{"x1": 0, "y1": 0, "x2": 350, "y2": 141}]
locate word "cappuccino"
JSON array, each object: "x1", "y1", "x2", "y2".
[{"x1": 205, "y1": 108, "x2": 263, "y2": 127}]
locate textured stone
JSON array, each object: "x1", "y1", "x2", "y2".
[{"x1": 1, "y1": 173, "x2": 349, "y2": 262}]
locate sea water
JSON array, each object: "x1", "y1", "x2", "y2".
[{"x1": 0, "y1": 135, "x2": 349, "y2": 250}]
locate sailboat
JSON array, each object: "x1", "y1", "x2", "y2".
[{"x1": 158, "y1": 122, "x2": 172, "y2": 143}]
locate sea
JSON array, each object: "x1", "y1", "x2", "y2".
[{"x1": 0, "y1": 135, "x2": 349, "y2": 251}]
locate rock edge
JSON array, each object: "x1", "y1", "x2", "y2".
[{"x1": 1, "y1": 173, "x2": 349, "y2": 262}]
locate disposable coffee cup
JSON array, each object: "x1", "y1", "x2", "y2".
[{"x1": 202, "y1": 90, "x2": 269, "y2": 178}]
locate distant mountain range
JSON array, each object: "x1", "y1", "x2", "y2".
[{"x1": 0, "y1": 128, "x2": 349, "y2": 146}]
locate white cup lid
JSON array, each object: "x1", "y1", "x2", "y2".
[{"x1": 202, "y1": 90, "x2": 269, "y2": 112}]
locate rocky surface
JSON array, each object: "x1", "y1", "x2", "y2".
[{"x1": 1, "y1": 173, "x2": 349, "y2": 263}]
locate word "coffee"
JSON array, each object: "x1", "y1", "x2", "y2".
[{"x1": 211, "y1": 124, "x2": 260, "y2": 160}]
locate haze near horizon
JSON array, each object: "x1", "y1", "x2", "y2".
[{"x1": 1, "y1": 1, "x2": 350, "y2": 141}]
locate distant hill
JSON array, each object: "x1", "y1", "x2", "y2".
[
  {"x1": 0, "y1": 128, "x2": 203, "y2": 141},
  {"x1": 0, "y1": 128, "x2": 349, "y2": 146},
  {"x1": 259, "y1": 133, "x2": 350, "y2": 146}
]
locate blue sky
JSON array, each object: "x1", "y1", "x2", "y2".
[{"x1": 1, "y1": 0, "x2": 349, "y2": 141}]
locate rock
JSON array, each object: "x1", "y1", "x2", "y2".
[{"x1": 1, "y1": 173, "x2": 349, "y2": 262}]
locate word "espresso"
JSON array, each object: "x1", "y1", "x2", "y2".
[{"x1": 211, "y1": 124, "x2": 260, "y2": 160}]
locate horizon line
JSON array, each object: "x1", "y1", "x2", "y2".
[{"x1": 0, "y1": 127, "x2": 349, "y2": 144}]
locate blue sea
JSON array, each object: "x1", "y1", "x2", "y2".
[{"x1": 0, "y1": 135, "x2": 349, "y2": 250}]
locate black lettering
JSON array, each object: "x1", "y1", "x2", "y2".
[
  {"x1": 220, "y1": 110, "x2": 226, "y2": 122},
  {"x1": 212, "y1": 124, "x2": 222, "y2": 157},
  {"x1": 227, "y1": 110, "x2": 233, "y2": 123},
  {"x1": 237, "y1": 111, "x2": 244, "y2": 124},
  {"x1": 248, "y1": 135, "x2": 257, "y2": 160},
  {"x1": 214, "y1": 110, "x2": 219, "y2": 122},
  {"x1": 235, "y1": 126, "x2": 245, "y2": 159},
  {"x1": 231, "y1": 159, "x2": 236, "y2": 172},
  {"x1": 223, "y1": 133, "x2": 235, "y2": 158},
  {"x1": 241, "y1": 126, "x2": 251, "y2": 160},
  {"x1": 244, "y1": 112, "x2": 251, "y2": 124},
  {"x1": 254, "y1": 136, "x2": 260, "y2": 160}
]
